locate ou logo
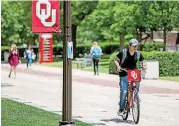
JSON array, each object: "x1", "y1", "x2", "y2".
[
  {"x1": 36, "y1": 0, "x2": 56, "y2": 27},
  {"x1": 131, "y1": 71, "x2": 137, "y2": 79}
]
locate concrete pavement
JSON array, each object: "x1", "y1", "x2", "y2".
[{"x1": 1, "y1": 64, "x2": 179, "y2": 126}]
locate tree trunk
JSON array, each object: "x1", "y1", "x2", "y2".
[
  {"x1": 120, "y1": 33, "x2": 125, "y2": 50},
  {"x1": 163, "y1": 25, "x2": 167, "y2": 51},
  {"x1": 72, "y1": 24, "x2": 77, "y2": 58},
  {"x1": 136, "y1": 28, "x2": 139, "y2": 41},
  {"x1": 151, "y1": 30, "x2": 153, "y2": 41},
  {"x1": 139, "y1": 30, "x2": 142, "y2": 43},
  {"x1": 176, "y1": 33, "x2": 179, "y2": 45}
]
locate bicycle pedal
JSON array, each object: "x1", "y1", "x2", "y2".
[
  {"x1": 117, "y1": 112, "x2": 123, "y2": 116},
  {"x1": 117, "y1": 111, "x2": 125, "y2": 116},
  {"x1": 118, "y1": 114, "x2": 123, "y2": 116}
]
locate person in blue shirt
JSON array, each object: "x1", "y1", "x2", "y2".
[
  {"x1": 24, "y1": 46, "x2": 33, "y2": 69},
  {"x1": 90, "y1": 41, "x2": 102, "y2": 75}
]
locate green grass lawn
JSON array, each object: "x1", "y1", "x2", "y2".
[
  {"x1": 41, "y1": 59, "x2": 109, "y2": 74},
  {"x1": 83, "y1": 59, "x2": 109, "y2": 73},
  {"x1": 160, "y1": 76, "x2": 179, "y2": 82},
  {"x1": 1, "y1": 98, "x2": 92, "y2": 126}
]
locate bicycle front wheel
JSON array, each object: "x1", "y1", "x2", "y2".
[
  {"x1": 132, "y1": 88, "x2": 140, "y2": 124},
  {"x1": 122, "y1": 108, "x2": 128, "y2": 120},
  {"x1": 122, "y1": 95, "x2": 129, "y2": 120}
]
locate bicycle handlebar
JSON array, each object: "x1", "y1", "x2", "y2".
[{"x1": 120, "y1": 67, "x2": 146, "y2": 72}]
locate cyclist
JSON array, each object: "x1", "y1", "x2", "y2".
[{"x1": 114, "y1": 38, "x2": 146, "y2": 115}]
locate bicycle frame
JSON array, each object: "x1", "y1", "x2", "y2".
[
  {"x1": 121, "y1": 68, "x2": 143, "y2": 124},
  {"x1": 121, "y1": 68, "x2": 141, "y2": 108},
  {"x1": 127, "y1": 81, "x2": 139, "y2": 108}
]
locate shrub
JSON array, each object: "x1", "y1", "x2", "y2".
[
  {"x1": 101, "y1": 54, "x2": 111, "y2": 59},
  {"x1": 109, "y1": 51, "x2": 179, "y2": 77},
  {"x1": 141, "y1": 42, "x2": 164, "y2": 52},
  {"x1": 142, "y1": 51, "x2": 179, "y2": 76},
  {"x1": 109, "y1": 51, "x2": 118, "y2": 74}
]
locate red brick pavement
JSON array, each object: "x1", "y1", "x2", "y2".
[{"x1": 2, "y1": 66, "x2": 179, "y2": 94}]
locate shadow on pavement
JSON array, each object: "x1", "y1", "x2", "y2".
[
  {"x1": 1, "y1": 83, "x2": 14, "y2": 88},
  {"x1": 101, "y1": 118, "x2": 135, "y2": 124}
]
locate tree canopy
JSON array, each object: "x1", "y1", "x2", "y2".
[{"x1": 1, "y1": 1, "x2": 179, "y2": 47}]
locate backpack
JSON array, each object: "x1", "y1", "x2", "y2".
[
  {"x1": 120, "y1": 48, "x2": 140, "y2": 66},
  {"x1": 92, "y1": 47, "x2": 101, "y2": 59}
]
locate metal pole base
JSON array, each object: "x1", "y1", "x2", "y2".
[{"x1": 59, "y1": 121, "x2": 75, "y2": 126}]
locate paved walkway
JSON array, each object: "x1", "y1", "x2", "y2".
[{"x1": 1, "y1": 64, "x2": 179, "y2": 126}]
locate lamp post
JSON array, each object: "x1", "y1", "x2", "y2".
[{"x1": 59, "y1": 1, "x2": 74, "y2": 126}]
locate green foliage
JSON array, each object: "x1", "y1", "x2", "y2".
[
  {"x1": 76, "y1": 42, "x2": 121, "y2": 56},
  {"x1": 151, "y1": 1, "x2": 179, "y2": 31},
  {"x1": 142, "y1": 51, "x2": 179, "y2": 76},
  {"x1": 141, "y1": 42, "x2": 164, "y2": 52},
  {"x1": 109, "y1": 51, "x2": 179, "y2": 76},
  {"x1": 1, "y1": 46, "x2": 9, "y2": 51},
  {"x1": 1, "y1": 1, "x2": 38, "y2": 45},
  {"x1": 77, "y1": 1, "x2": 179, "y2": 43},
  {"x1": 72, "y1": 1, "x2": 98, "y2": 25},
  {"x1": 109, "y1": 51, "x2": 118, "y2": 74},
  {"x1": 101, "y1": 54, "x2": 111, "y2": 59},
  {"x1": 1, "y1": 1, "x2": 179, "y2": 48},
  {"x1": 160, "y1": 76, "x2": 179, "y2": 82},
  {"x1": 1, "y1": 42, "x2": 121, "y2": 58}
]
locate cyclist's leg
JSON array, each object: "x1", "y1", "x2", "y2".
[
  {"x1": 119, "y1": 76, "x2": 128, "y2": 110},
  {"x1": 135, "y1": 82, "x2": 140, "y2": 92}
]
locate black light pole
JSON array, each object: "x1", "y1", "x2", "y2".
[{"x1": 59, "y1": 1, "x2": 74, "y2": 126}]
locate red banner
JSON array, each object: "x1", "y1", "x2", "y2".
[
  {"x1": 39, "y1": 33, "x2": 53, "y2": 63},
  {"x1": 32, "y1": 0, "x2": 60, "y2": 33}
]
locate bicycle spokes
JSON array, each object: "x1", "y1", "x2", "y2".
[{"x1": 132, "y1": 88, "x2": 140, "y2": 124}]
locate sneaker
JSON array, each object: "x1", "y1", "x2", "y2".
[{"x1": 117, "y1": 109, "x2": 124, "y2": 116}]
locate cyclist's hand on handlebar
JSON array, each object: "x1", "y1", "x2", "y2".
[
  {"x1": 117, "y1": 66, "x2": 121, "y2": 72},
  {"x1": 141, "y1": 64, "x2": 147, "y2": 70},
  {"x1": 140, "y1": 62, "x2": 147, "y2": 71},
  {"x1": 141, "y1": 66, "x2": 147, "y2": 73}
]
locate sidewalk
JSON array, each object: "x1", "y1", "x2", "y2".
[{"x1": 1, "y1": 64, "x2": 179, "y2": 126}]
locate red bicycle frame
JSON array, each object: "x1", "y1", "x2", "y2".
[{"x1": 127, "y1": 69, "x2": 141, "y2": 108}]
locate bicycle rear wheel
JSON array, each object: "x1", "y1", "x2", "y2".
[{"x1": 132, "y1": 88, "x2": 140, "y2": 124}]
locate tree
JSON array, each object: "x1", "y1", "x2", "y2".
[
  {"x1": 151, "y1": 1, "x2": 179, "y2": 49},
  {"x1": 71, "y1": 1, "x2": 98, "y2": 57},
  {"x1": 111, "y1": 2, "x2": 137, "y2": 49},
  {"x1": 77, "y1": 1, "x2": 117, "y2": 42},
  {"x1": 1, "y1": 1, "x2": 37, "y2": 46}
]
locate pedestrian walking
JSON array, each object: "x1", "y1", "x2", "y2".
[
  {"x1": 8, "y1": 44, "x2": 21, "y2": 79},
  {"x1": 90, "y1": 41, "x2": 102, "y2": 75}
]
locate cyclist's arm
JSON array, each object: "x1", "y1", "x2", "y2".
[
  {"x1": 114, "y1": 52, "x2": 122, "y2": 69},
  {"x1": 139, "y1": 53, "x2": 147, "y2": 70}
]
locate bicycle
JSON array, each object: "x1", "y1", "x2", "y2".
[{"x1": 118, "y1": 68, "x2": 142, "y2": 124}]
